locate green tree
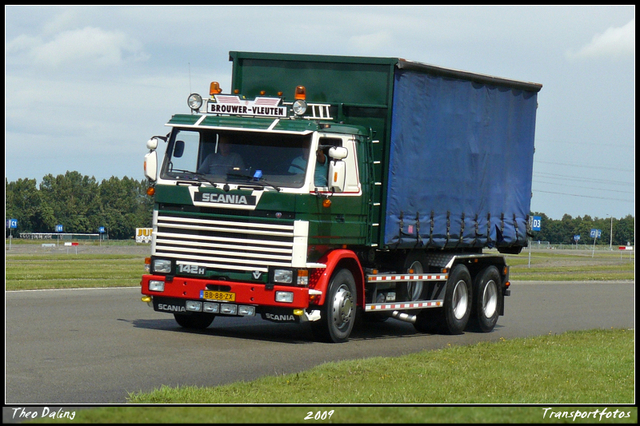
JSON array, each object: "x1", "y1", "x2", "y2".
[
  {"x1": 5, "y1": 178, "x2": 55, "y2": 234},
  {"x1": 98, "y1": 176, "x2": 153, "y2": 239},
  {"x1": 616, "y1": 215, "x2": 635, "y2": 247},
  {"x1": 39, "y1": 171, "x2": 102, "y2": 234}
]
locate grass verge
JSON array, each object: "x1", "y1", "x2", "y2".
[
  {"x1": 127, "y1": 328, "x2": 633, "y2": 404},
  {"x1": 5, "y1": 249, "x2": 633, "y2": 291},
  {"x1": 25, "y1": 329, "x2": 635, "y2": 424},
  {"x1": 5, "y1": 254, "x2": 144, "y2": 290},
  {"x1": 507, "y1": 251, "x2": 634, "y2": 281}
]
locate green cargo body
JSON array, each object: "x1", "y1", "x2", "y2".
[{"x1": 229, "y1": 51, "x2": 542, "y2": 252}]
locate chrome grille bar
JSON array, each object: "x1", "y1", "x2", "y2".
[{"x1": 154, "y1": 213, "x2": 300, "y2": 272}]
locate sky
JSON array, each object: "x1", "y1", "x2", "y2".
[{"x1": 5, "y1": 5, "x2": 635, "y2": 221}]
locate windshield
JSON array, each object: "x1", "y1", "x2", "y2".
[{"x1": 161, "y1": 129, "x2": 313, "y2": 189}]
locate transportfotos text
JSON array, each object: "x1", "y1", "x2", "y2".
[{"x1": 542, "y1": 407, "x2": 631, "y2": 421}]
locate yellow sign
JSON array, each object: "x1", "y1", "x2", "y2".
[{"x1": 135, "y1": 228, "x2": 153, "y2": 243}]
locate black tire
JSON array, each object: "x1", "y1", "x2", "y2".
[
  {"x1": 438, "y1": 264, "x2": 472, "y2": 334},
  {"x1": 311, "y1": 268, "x2": 357, "y2": 343},
  {"x1": 468, "y1": 266, "x2": 501, "y2": 332},
  {"x1": 397, "y1": 252, "x2": 426, "y2": 302},
  {"x1": 174, "y1": 313, "x2": 215, "y2": 329}
]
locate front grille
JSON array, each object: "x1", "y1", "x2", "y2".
[{"x1": 154, "y1": 213, "x2": 300, "y2": 273}]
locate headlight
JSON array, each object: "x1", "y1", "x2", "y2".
[
  {"x1": 187, "y1": 93, "x2": 203, "y2": 111},
  {"x1": 238, "y1": 305, "x2": 256, "y2": 316},
  {"x1": 203, "y1": 302, "x2": 220, "y2": 314},
  {"x1": 275, "y1": 291, "x2": 294, "y2": 303},
  {"x1": 273, "y1": 269, "x2": 293, "y2": 284},
  {"x1": 292, "y1": 99, "x2": 307, "y2": 116},
  {"x1": 153, "y1": 259, "x2": 172, "y2": 274},
  {"x1": 148, "y1": 280, "x2": 164, "y2": 292},
  {"x1": 186, "y1": 301, "x2": 203, "y2": 312}
]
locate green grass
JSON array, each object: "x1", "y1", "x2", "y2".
[
  {"x1": 128, "y1": 329, "x2": 633, "y2": 404},
  {"x1": 5, "y1": 247, "x2": 633, "y2": 292},
  {"x1": 507, "y1": 250, "x2": 634, "y2": 281},
  {"x1": 5, "y1": 254, "x2": 144, "y2": 290}
]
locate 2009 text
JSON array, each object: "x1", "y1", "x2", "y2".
[{"x1": 304, "y1": 410, "x2": 334, "y2": 421}]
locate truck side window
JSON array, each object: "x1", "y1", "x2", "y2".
[
  {"x1": 318, "y1": 136, "x2": 361, "y2": 193},
  {"x1": 317, "y1": 138, "x2": 343, "y2": 188},
  {"x1": 166, "y1": 129, "x2": 201, "y2": 173}
]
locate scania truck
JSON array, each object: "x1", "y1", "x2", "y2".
[{"x1": 140, "y1": 51, "x2": 542, "y2": 342}]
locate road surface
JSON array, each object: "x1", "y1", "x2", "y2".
[{"x1": 5, "y1": 281, "x2": 634, "y2": 404}]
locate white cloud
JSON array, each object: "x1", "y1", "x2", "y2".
[
  {"x1": 6, "y1": 34, "x2": 42, "y2": 54},
  {"x1": 567, "y1": 18, "x2": 635, "y2": 60},
  {"x1": 8, "y1": 26, "x2": 148, "y2": 69},
  {"x1": 348, "y1": 30, "x2": 394, "y2": 53}
]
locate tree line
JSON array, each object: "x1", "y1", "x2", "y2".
[
  {"x1": 5, "y1": 171, "x2": 635, "y2": 246},
  {"x1": 530, "y1": 212, "x2": 634, "y2": 247},
  {"x1": 5, "y1": 172, "x2": 152, "y2": 240}
]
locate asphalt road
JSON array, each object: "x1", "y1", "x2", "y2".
[{"x1": 5, "y1": 281, "x2": 634, "y2": 404}]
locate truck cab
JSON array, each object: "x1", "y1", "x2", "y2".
[{"x1": 142, "y1": 87, "x2": 374, "y2": 341}]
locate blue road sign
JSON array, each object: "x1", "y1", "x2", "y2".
[
  {"x1": 56, "y1": 224, "x2": 63, "y2": 233},
  {"x1": 531, "y1": 216, "x2": 542, "y2": 232},
  {"x1": 7, "y1": 219, "x2": 18, "y2": 229},
  {"x1": 590, "y1": 229, "x2": 601, "y2": 238},
  {"x1": 99, "y1": 226, "x2": 106, "y2": 233}
]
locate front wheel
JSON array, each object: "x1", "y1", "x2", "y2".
[
  {"x1": 311, "y1": 268, "x2": 357, "y2": 343},
  {"x1": 174, "y1": 313, "x2": 215, "y2": 330}
]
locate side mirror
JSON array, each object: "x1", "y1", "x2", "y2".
[
  {"x1": 328, "y1": 146, "x2": 348, "y2": 160},
  {"x1": 146, "y1": 138, "x2": 159, "y2": 150},
  {"x1": 144, "y1": 151, "x2": 158, "y2": 181},
  {"x1": 329, "y1": 160, "x2": 346, "y2": 192}
]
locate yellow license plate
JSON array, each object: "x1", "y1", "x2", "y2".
[{"x1": 203, "y1": 291, "x2": 236, "y2": 302}]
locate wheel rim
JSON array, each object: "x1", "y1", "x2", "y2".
[
  {"x1": 482, "y1": 280, "x2": 498, "y2": 318},
  {"x1": 451, "y1": 279, "x2": 469, "y2": 320},
  {"x1": 331, "y1": 284, "x2": 354, "y2": 331},
  {"x1": 406, "y1": 260, "x2": 424, "y2": 301}
]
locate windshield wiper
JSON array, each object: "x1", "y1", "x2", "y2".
[
  {"x1": 227, "y1": 172, "x2": 281, "y2": 192},
  {"x1": 170, "y1": 169, "x2": 218, "y2": 187}
]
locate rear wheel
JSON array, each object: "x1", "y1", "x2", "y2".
[
  {"x1": 468, "y1": 266, "x2": 501, "y2": 332},
  {"x1": 312, "y1": 268, "x2": 356, "y2": 343},
  {"x1": 438, "y1": 264, "x2": 471, "y2": 334},
  {"x1": 397, "y1": 252, "x2": 426, "y2": 302},
  {"x1": 174, "y1": 313, "x2": 215, "y2": 329}
]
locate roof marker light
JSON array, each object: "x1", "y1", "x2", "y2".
[
  {"x1": 210, "y1": 81, "x2": 222, "y2": 96},
  {"x1": 295, "y1": 85, "x2": 306, "y2": 100}
]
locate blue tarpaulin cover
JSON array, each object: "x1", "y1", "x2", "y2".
[{"x1": 384, "y1": 69, "x2": 539, "y2": 250}]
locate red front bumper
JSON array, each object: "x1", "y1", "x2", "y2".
[{"x1": 141, "y1": 274, "x2": 312, "y2": 309}]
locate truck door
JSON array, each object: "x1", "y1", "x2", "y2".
[{"x1": 309, "y1": 134, "x2": 367, "y2": 246}]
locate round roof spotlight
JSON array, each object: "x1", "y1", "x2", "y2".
[
  {"x1": 292, "y1": 99, "x2": 307, "y2": 116},
  {"x1": 187, "y1": 93, "x2": 203, "y2": 112}
]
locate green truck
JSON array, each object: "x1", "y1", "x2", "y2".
[{"x1": 141, "y1": 51, "x2": 542, "y2": 342}]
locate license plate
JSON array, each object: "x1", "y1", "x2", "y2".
[{"x1": 202, "y1": 290, "x2": 236, "y2": 302}]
